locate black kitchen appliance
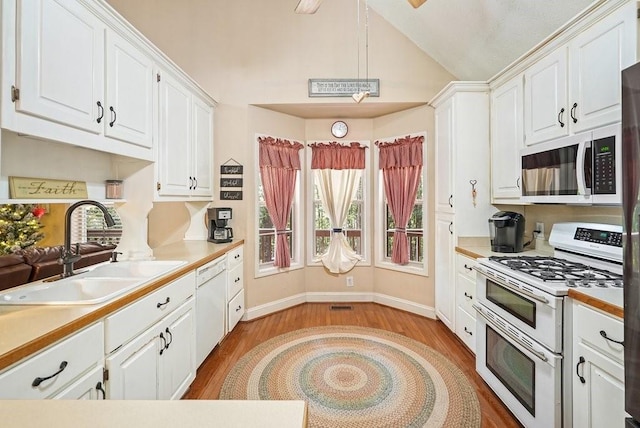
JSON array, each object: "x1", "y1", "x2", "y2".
[
  {"x1": 621, "y1": 62, "x2": 640, "y2": 428},
  {"x1": 488, "y1": 211, "x2": 525, "y2": 253},
  {"x1": 208, "y1": 207, "x2": 233, "y2": 244}
]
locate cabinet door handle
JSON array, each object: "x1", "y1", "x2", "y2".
[
  {"x1": 236, "y1": 305, "x2": 242, "y2": 312},
  {"x1": 449, "y1": 222, "x2": 453, "y2": 235},
  {"x1": 235, "y1": 254, "x2": 240, "y2": 259},
  {"x1": 95, "y1": 381, "x2": 106, "y2": 400},
  {"x1": 235, "y1": 277, "x2": 241, "y2": 283},
  {"x1": 32, "y1": 361, "x2": 68, "y2": 387},
  {"x1": 558, "y1": 108, "x2": 565, "y2": 127},
  {"x1": 576, "y1": 356, "x2": 586, "y2": 384},
  {"x1": 570, "y1": 102, "x2": 578, "y2": 123},
  {"x1": 516, "y1": 177, "x2": 520, "y2": 189},
  {"x1": 600, "y1": 330, "x2": 624, "y2": 346},
  {"x1": 96, "y1": 101, "x2": 104, "y2": 124},
  {"x1": 157, "y1": 297, "x2": 170, "y2": 309},
  {"x1": 464, "y1": 292, "x2": 472, "y2": 300},
  {"x1": 109, "y1": 106, "x2": 116, "y2": 127},
  {"x1": 159, "y1": 332, "x2": 167, "y2": 355},
  {"x1": 463, "y1": 264, "x2": 473, "y2": 271},
  {"x1": 193, "y1": 177, "x2": 198, "y2": 189},
  {"x1": 464, "y1": 327, "x2": 473, "y2": 336},
  {"x1": 448, "y1": 194, "x2": 453, "y2": 208},
  {"x1": 165, "y1": 327, "x2": 173, "y2": 349}
]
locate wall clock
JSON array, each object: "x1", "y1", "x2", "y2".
[{"x1": 331, "y1": 121, "x2": 348, "y2": 138}]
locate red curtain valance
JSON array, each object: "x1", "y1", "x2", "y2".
[
  {"x1": 258, "y1": 136, "x2": 304, "y2": 169},
  {"x1": 309, "y1": 142, "x2": 367, "y2": 170},
  {"x1": 375, "y1": 135, "x2": 424, "y2": 169}
]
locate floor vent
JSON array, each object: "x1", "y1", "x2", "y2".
[{"x1": 330, "y1": 305, "x2": 353, "y2": 310}]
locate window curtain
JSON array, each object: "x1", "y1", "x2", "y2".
[
  {"x1": 258, "y1": 136, "x2": 304, "y2": 268},
  {"x1": 376, "y1": 135, "x2": 424, "y2": 265},
  {"x1": 310, "y1": 142, "x2": 366, "y2": 273}
]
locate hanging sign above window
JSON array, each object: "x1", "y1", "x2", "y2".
[{"x1": 308, "y1": 79, "x2": 380, "y2": 97}]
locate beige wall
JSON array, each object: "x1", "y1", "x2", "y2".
[{"x1": 106, "y1": 0, "x2": 455, "y2": 310}]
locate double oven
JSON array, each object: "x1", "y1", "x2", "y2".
[{"x1": 473, "y1": 222, "x2": 623, "y2": 428}]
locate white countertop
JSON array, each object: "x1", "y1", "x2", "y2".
[{"x1": 0, "y1": 400, "x2": 308, "y2": 428}]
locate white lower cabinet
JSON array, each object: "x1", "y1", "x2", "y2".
[
  {"x1": 572, "y1": 300, "x2": 626, "y2": 427},
  {"x1": 454, "y1": 254, "x2": 477, "y2": 353},
  {"x1": 226, "y1": 245, "x2": 245, "y2": 334},
  {"x1": 53, "y1": 365, "x2": 105, "y2": 400},
  {"x1": 106, "y1": 297, "x2": 195, "y2": 400},
  {"x1": 0, "y1": 322, "x2": 104, "y2": 399},
  {"x1": 434, "y1": 213, "x2": 455, "y2": 331}
]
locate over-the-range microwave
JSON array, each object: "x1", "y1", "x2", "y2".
[{"x1": 520, "y1": 123, "x2": 621, "y2": 205}]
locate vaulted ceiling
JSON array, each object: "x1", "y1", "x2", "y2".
[{"x1": 368, "y1": 0, "x2": 597, "y2": 81}]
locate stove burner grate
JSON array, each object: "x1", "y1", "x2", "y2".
[{"x1": 489, "y1": 255, "x2": 622, "y2": 283}]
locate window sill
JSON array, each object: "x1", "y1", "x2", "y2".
[
  {"x1": 255, "y1": 262, "x2": 304, "y2": 278},
  {"x1": 375, "y1": 260, "x2": 428, "y2": 277}
]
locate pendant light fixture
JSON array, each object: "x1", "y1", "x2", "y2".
[{"x1": 352, "y1": 0, "x2": 370, "y2": 103}]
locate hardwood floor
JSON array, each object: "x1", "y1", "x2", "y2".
[{"x1": 184, "y1": 302, "x2": 522, "y2": 427}]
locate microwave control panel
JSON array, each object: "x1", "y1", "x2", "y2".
[{"x1": 593, "y1": 136, "x2": 616, "y2": 195}]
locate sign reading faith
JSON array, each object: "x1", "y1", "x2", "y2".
[
  {"x1": 220, "y1": 190, "x2": 243, "y2": 201},
  {"x1": 9, "y1": 177, "x2": 88, "y2": 199},
  {"x1": 308, "y1": 79, "x2": 380, "y2": 97}
]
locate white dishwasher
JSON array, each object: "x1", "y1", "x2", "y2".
[{"x1": 195, "y1": 256, "x2": 227, "y2": 368}]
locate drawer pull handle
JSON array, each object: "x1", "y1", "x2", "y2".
[
  {"x1": 464, "y1": 292, "x2": 472, "y2": 300},
  {"x1": 159, "y1": 332, "x2": 167, "y2": 355},
  {"x1": 96, "y1": 381, "x2": 106, "y2": 400},
  {"x1": 236, "y1": 305, "x2": 242, "y2": 312},
  {"x1": 464, "y1": 327, "x2": 473, "y2": 336},
  {"x1": 463, "y1": 264, "x2": 473, "y2": 271},
  {"x1": 157, "y1": 297, "x2": 170, "y2": 309},
  {"x1": 235, "y1": 277, "x2": 240, "y2": 283},
  {"x1": 32, "y1": 361, "x2": 68, "y2": 387},
  {"x1": 165, "y1": 327, "x2": 173, "y2": 349},
  {"x1": 599, "y1": 330, "x2": 624, "y2": 346},
  {"x1": 235, "y1": 254, "x2": 240, "y2": 259},
  {"x1": 576, "y1": 356, "x2": 586, "y2": 384}
]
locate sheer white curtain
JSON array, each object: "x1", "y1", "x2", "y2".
[
  {"x1": 310, "y1": 142, "x2": 366, "y2": 273},
  {"x1": 314, "y1": 169, "x2": 363, "y2": 273}
]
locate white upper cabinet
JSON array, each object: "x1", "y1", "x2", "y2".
[
  {"x1": 157, "y1": 70, "x2": 214, "y2": 199},
  {"x1": 569, "y1": 2, "x2": 636, "y2": 133},
  {"x1": 105, "y1": 29, "x2": 154, "y2": 148},
  {"x1": 17, "y1": 0, "x2": 104, "y2": 134},
  {"x1": 523, "y1": 1, "x2": 636, "y2": 146},
  {"x1": 491, "y1": 74, "x2": 524, "y2": 201},
  {"x1": 434, "y1": 97, "x2": 454, "y2": 213},
  {"x1": 524, "y1": 47, "x2": 568, "y2": 145}
]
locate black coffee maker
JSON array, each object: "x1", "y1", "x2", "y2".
[
  {"x1": 208, "y1": 207, "x2": 233, "y2": 243},
  {"x1": 488, "y1": 211, "x2": 525, "y2": 253}
]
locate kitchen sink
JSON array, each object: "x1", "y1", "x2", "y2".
[{"x1": 0, "y1": 260, "x2": 187, "y2": 305}]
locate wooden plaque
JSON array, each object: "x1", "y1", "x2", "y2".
[
  {"x1": 220, "y1": 177, "x2": 243, "y2": 188},
  {"x1": 220, "y1": 165, "x2": 243, "y2": 175},
  {"x1": 9, "y1": 177, "x2": 88, "y2": 199},
  {"x1": 220, "y1": 190, "x2": 243, "y2": 200}
]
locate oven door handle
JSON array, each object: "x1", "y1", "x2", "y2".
[
  {"x1": 473, "y1": 304, "x2": 549, "y2": 362},
  {"x1": 472, "y1": 266, "x2": 549, "y2": 304}
]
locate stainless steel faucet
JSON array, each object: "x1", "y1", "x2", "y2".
[{"x1": 60, "y1": 200, "x2": 116, "y2": 278}]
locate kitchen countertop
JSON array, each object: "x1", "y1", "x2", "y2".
[
  {"x1": 0, "y1": 239, "x2": 244, "y2": 371},
  {"x1": 455, "y1": 242, "x2": 623, "y2": 318},
  {"x1": 0, "y1": 400, "x2": 308, "y2": 428}
]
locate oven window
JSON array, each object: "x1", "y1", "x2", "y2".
[
  {"x1": 486, "y1": 325, "x2": 536, "y2": 416},
  {"x1": 486, "y1": 279, "x2": 536, "y2": 328}
]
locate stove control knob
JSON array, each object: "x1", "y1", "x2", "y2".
[
  {"x1": 613, "y1": 279, "x2": 623, "y2": 288},
  {"x1": 566, "y1": 279, "x2": 577, "y2": 288}
]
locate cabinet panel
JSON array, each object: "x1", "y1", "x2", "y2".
[
  {"x1": 434, "y1": 213, "x2": 455, "y2": 331},
  {"x1": 53, "y1": 365, "x2": 104, "y2": 400},
  {"x1": 158, "y1": 72, "x2": 192, "y2": 196},
  {"x1": 191, "y1": 96, "x2": 213, "y2": 197},
  {"x1": 228, "y1": 288, "x2": 245, "y2": 333},
  {"x1": 105, "y1": 30, "x2": 154, "y2": 148},
  {"x1": 0, "y1": 322, "x2": 103, "y2": 399},
  {"x1": 159, "y1": 302, "x2": 195, "y2": 400},
  {"x1": 455, "y1": 307, "x2": 475, "y2": 353},
  {"x1": 524, "y1": 47, "x2": 568, "y2": 145},
  {"x1": 574, "y1": 303, "x2": 624, "y2": 364},
  {"x1": 17, "y1": 0, "x2": 104, "y2": 133},
  {"x1": 434, "y1": 97, "x2": 454, "y2": 213},
  {"x1": 491, "y1": 75, "x2": 523, "y2": 200},
  {"x1": 227, "y1": 263, "x2": 244, "y2": 302}
]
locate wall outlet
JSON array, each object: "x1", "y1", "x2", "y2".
[
  {"x1": 535, "y1": 222, "x2": 545, "y2": 238},
  {"x1": 346, "y1": 276, "x2": 354, "y2": 287}
]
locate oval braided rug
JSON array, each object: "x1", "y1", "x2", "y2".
[{"x1": 220, "y1": 326, "x2": 481, "y2": 428}]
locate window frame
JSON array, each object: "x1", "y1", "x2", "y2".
[
  {"x1": 254, "y1": 133, "x2": 304, "y2": 278},
  {"x1": 306, "y1": 140, "x2": 371, "y2": 267},
  {"x1": 70, "y1": 203, "x2": 122, "y2": 246},
  {"x1": 374, "y1": 132, "x2": 428, "y2": 276}
]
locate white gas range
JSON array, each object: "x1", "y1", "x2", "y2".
[{"x1": 472, "y1": 222, "x2": 623, "y2": 428}]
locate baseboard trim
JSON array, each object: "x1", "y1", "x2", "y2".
[{"x1": 243, "y1": 292, "x2": 436, "y2": 321}]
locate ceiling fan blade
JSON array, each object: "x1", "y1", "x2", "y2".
[
  {"x1": 407, "y1": 0, "x2": 427, "y2": 8},
  {"x1": 295, "y1": 0, "x2": 323, "y2": 14}
]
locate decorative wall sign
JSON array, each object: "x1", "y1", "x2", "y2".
[
  {"x1": 308, "y1": 79, "x2": 380, "y2": 97},
  {"x1": 220, "y1": 190, "x2": 243, "y2": 200},
  {"x1": 9, "y1": 176, "x2": 88, "y2": 199},
  {"x1": 220, "y1": 177, "x2": 243, "y2": 188},
  {"x1": 220, "y1": 165, "x2": 243, "y2": 175}
]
